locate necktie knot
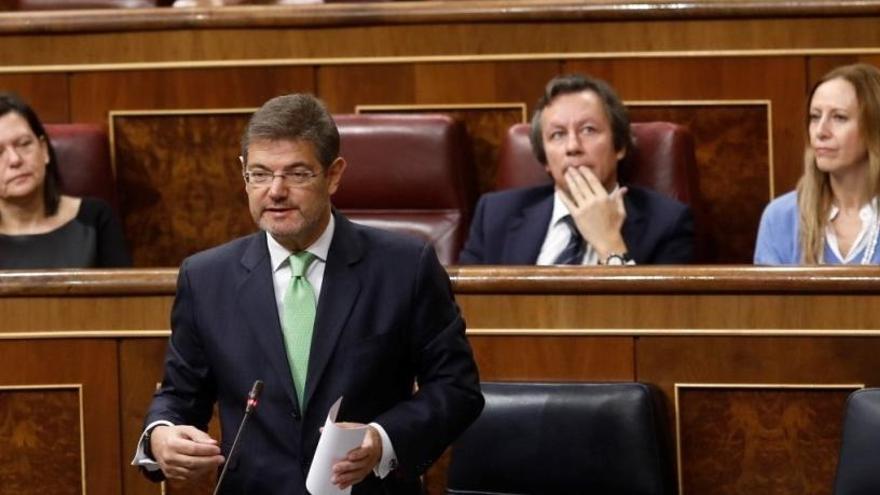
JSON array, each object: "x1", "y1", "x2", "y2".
[{"x1": 289, "y1": 251, "x2": 315, "y2": 278}]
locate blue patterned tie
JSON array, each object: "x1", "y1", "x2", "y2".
[
  {"x1": 553, "y1": 216, "x2": 586, "y2": 265},
  {"x1": 282, "y1": 251, "x2": 317, "y2": 410}
]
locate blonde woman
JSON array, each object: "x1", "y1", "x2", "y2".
[{"x1": 755, "y1": 63, "x2": 880, "y2": 264}]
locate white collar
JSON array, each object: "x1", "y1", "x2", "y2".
[
  {"x1": 827, "y1": 197, "x2": 878, "y2": 222},
  {"x1": 267, "y1": 212, "x2": 336, "y2": 272}
]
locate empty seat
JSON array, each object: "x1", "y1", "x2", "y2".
[
  {"x1": 333, "y1": 114, "x2": 477, "y2": 265},
  {"x1": 447, "y1": 381, "x2": 675, "y2": 495}
]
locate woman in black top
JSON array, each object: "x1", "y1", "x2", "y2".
[{"x1": 0, "y1": 93, "x2": 131, "y2": 269}]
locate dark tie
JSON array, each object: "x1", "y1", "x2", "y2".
[{"x1": 553, "y1": 215, "x2": 586, "y2": 265}]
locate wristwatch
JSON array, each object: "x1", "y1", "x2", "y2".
[{"x1": 602, "y1": 252, "x2": 632, "y2": 265}]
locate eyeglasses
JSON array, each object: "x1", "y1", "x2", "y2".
[{"x1": 243, "y1": 169, "x2": 322, "y2": 187}]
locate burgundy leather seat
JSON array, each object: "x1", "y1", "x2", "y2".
[
  {"x1": 495, "y1": 122, "x2": 699, "y2": 205},
  {"x1": 45, "y1": 124, "x2": 119, "y2": 211},
  {"x1": 333, "y1": 114, "x2": 477, "y2": 265}
]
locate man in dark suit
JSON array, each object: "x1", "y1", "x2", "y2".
[
  {"x1": 132, "y1": 94, "x2": 483, "y2": 494},
  {"x1": 459, "y1": 74, "x2": 693, "y2": 265}
]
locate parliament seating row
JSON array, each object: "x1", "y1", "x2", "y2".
[{"x1": 45, "y1": 115, "x2": 699, "y2": 265}]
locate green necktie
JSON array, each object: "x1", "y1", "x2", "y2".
[{"x1": 282, "y1": 251, "x2": 317, "y2": 410}]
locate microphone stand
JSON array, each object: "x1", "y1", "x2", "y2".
[{"x1": 212, "y1": 380, "x2": 264, "y2": 495}]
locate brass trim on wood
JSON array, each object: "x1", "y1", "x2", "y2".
[
  {"x1": 5, "y1": 266, "x2": 880, "y2": 295},
  {"x1": 0, "y1": 331, "x2": 170, "y2": 340},
  {"x1": 2, "y1": 48, "x2": 880, "y2": 75},
  {"x1": 467, "y1": 328, "x2": 880, "y2": 336},
  {"x1": 2, "y1": 1, "x2": 880, "y2": 34},
  {"x1": 0, "y1": 384, "x2": 87, "y2": 495},
  {"x1": 108, "y1": 107, "x2": 256, "y2": 183},
  {"x1": 356, "y1": 103, "x2": 529, "y2": 123},
  {"x1": 4, "y1": 328, "x2": 880, "y2": 340},
  {"x1": 672, "y1": 382, "x2": 863, "y2": 495}
]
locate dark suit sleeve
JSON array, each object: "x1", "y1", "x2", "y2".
[
  {"x1": 650, "y1": 204, "x2": 695, "y2": 264},
  {"x1": 457, "y1": 194, "x2": 488, "y2": 265},
  {"x1": 375, "y1": 243, "x2": 484, "y2": 477},
  {"x1": 144, "y1": 258, "x2": 217, "y2": 431}
]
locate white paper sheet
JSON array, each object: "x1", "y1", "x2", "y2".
[{"x1": 306, "y1": 397, "x2": 368, "y2": 495}]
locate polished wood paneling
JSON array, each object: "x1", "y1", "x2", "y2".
[
  {"x1": 3, "y1": 2, "x2": 880, "y2": 36},
  {"x1": 628, "y1": 104, "x2": 769, "y2": 262},
  {"x1": 637, "y1": 337, "x2": 880, "y2": 396},
  {"x1": 0, "y1": 295, "x2": 171, "y2": 332},
  {"x1": 5, "y1": 1, "x2": 880, "y2": 36},
  {"x1": 319, "y1": 62, "x2": 557, "y2": 113},
  {"x1": 807, "y1": 54, "x2": 880, "y2": 88},
  {"x1": 0, "y1": 388, "x2": 82, "y2": 495},
  {"x1": 2, "y1": 268, "x2": 880, "y2": 494},
  {"x1": 0, "y1": 73, "x2": 69, "y2": 123},
  {"x1": 70, "y1": 67, "x2": 315, "y2": 124},
  {"x1": 0, "y1": 339, "x2": 122, "y2": 494},
  {"x1": 458, "y1": 293, "x2": 880, "y2": 330},
  {"x1": 4, "y1": 15, "x2": 880, "y2": 65},
  {"x1": 119, "y1": 339, "x2": 166, "y2": 495},
  {"x1": 677, "y1": 387, "x2": 851, "y2": 495},
  {"x1": 112, "y1": 112, "x2": 253, "y2": 266},
  {"x1": 470, "y1": 336, "x2": 634, "y2": 381}
]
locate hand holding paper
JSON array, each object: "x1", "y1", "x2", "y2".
[
  {"x1": 330, "y1": 422, "x2": 382, "y2": 490},
  {"x1": 306, "y1": 397, "x2": 378, "y2": 495}
]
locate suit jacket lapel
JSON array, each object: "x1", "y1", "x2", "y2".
[
  {"x1": 235, "y1": 231, "x2": 300, "y2": 410},
  {"x1": 502, "y1": 190, "x2": 553, "y2": 264},
  {"x1": 303, "y1": 211, "x2": 362, "y2": 409}
]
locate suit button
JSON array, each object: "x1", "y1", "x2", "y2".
[{"x1": 291, "y1": 410, "x2": 301, "y2": 420}]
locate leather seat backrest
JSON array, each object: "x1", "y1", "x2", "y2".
[
  {"x1": 45, "y1": 123, "x2": 118, "y2": 211},
  {"x1": 333, "y1": 114, "x2": 477, "y2": 265},
  {"x1": 833, "y1": 388, "x2": 880, "y2": 495},
  {"x1": 447, "y1": 381, "x2": 675, "y2": 495}
]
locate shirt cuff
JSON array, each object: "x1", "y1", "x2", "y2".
[
  {"x1": 369, "y1": 422, "x2": 398, "y2": 479},
  {"x1": 131, "y1": 420, "x2": 174, "y2": 470}
]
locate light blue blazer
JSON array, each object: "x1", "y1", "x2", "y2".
[{"x1": 754, "y1": 190, "x2": 880, "y2": 265}]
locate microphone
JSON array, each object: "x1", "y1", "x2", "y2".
[{"x1": 212, "y1": 380, "x2": 264, "y2": 495}]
